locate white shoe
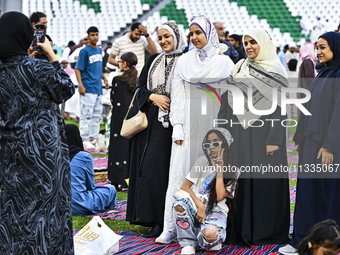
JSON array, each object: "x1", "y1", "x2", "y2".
[
  {"x1": 278, "y1": 244, "x2": 298, "y2": 255},
  {"x1": 83, "y1": 140, "x2": 95, "y2": 149},
  {"x1": 209, "y1": 243, "x2": 222, "y2": 251},
  {"x1": 181, "y1": 246, "x2": 195, "y2": 254},
  {"x1": 155, "y1": 231, "x2": 177, "y2": 244}
]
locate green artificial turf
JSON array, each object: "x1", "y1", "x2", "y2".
[
  {"x1": 92, "y1": 153, "x2": 108, "y2": 157},
  {"x1": 289, "y1": 116, "x2": 298, "y2": 135},
  {"x1": 72, "y1": 215, "x2": 150, "y2": 235},
  {"x1": 117, "y1": 192, "x2": 128, "y2": 201}
]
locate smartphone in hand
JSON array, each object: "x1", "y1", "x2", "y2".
[{"x1": 32, "y1": 24, "x2": 46, "y2": 52}]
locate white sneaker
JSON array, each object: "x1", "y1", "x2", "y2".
[
  {"x1": 278, "y1": 244, "x2": 298, "y2": 255},
  {"x1": 155, "y1": 231, "x2": 177, "y2": 244},
  {"x1": 83, "y1": 140, "x2": 95, "y2": 149},
  {"x1": 209, "y1": 243, "x2": 222, "y2": 251},
  {"x1": 181, "y1": 246, "x2": 195, "y2": 254}
]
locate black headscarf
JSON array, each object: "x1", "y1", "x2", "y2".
[
  {"x1": 0, "y1": 11, "x2": 34, "y2": 60},
  {"x1": 318, "y1": 32, "x2": 340, "y2": 70},
  {"x1": 64, "y1": 124, "x2": 84, "y2": 161}
]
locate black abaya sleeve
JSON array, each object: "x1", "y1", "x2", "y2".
[
  {"x1": 110, "y1": 76, "x2": 119, "y2": 105},
  {"x1": 136, "y1": 53, "x2": 160, "y2": 112},
  {"x1": 322, "y1": 82, "x2": 340, "y2": 153}
]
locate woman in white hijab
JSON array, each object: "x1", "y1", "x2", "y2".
[
  {"x1": 217, "y1": 28, "x2": 290, "y2": 247},
  {"x1": 156, "y1": 15, "x2": 234, "y2": 244},
  {"x1": 127, "y1": 22, "x2": 186, "y2": 238}
]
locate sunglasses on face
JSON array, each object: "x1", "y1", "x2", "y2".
[
  {"x1": 202, "y1": 141, "x2": 223, "y2": 149},
  {"x1": 61, "y1": 62, "x2": 68, "y2": 64}
]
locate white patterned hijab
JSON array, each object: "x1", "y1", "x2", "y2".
[
  {"x1": 211, "y1": 127, "x2": 234, "y2": 148},
  {"x1": 147, "y1": 22, "x2": 185, "y2": 127},
  {"x1": 147, "y1": 22, "x2": 185, "y2": 94},
  {"x1": 190, "y1": 15, "x2": 220, "y2": 61},
  {"x1": 176, "y1": 15, "x2": 234, "y2": 83}
]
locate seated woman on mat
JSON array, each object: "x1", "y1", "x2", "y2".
[
  {"x1": 65, "y1": 124, "x2": 117, "y2": 216},
  {"x1": 172, "y1": 128, "x2": 239, "y2": 254}
]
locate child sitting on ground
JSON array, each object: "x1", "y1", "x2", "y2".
[{"x1": 172, "y1": 128, "x2": 239, "y2": 254}]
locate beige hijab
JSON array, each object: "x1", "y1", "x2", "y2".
[{"x1": 227, "y1": 28, "x2": 288, "y2": 129}]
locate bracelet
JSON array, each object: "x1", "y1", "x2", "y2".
[
  {"x1": 145, "y1": 33, "x2": 150, "y2": 38},
  {"x1": 104, "y1": 78, "x2": 108, "y2": 82}
]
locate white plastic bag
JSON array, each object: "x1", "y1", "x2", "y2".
[{"x1": 74, "y1": 216, "x2": 122, "y2": 255}]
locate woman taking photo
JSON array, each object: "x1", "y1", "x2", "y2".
[
  {"x1": 0, "y1": 12, "x2": 75, "y2": 254},
  {"x1": 279, "y1": 31, "x2": 340, "y2": 255},
  {"x1": 156, "y1": 15, "x2": 234, "y2": 244},
  {"x1": 218, "y1": 28, "x2": 290, "y2": 247},
  {"x1": 126, "y1": 21, "x2": 185, "y2": 238}
]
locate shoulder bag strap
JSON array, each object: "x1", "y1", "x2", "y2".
[{"x1": 123, "y1": 88, "x2": 139, "y2": 120}]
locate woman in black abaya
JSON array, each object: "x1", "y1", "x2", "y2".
[
  {"x1": 279, "y1": 32, "x2": 340, "y2": 255},
  {"x1": 126, "y1": 22, "x2": 185, "y2": 237},
  {"x1": 218, "y1": 28, "x2": 290, "y2": 247}
]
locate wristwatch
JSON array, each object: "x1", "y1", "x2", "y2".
[{"x1": 145, "y1": 33, "x2": 150, "y2": 38}]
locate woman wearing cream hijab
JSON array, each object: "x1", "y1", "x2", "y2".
[{"x1": 218, "y1": 28, "x2": 290, "y2": 247}]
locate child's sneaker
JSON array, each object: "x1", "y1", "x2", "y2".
[
  {"x1": 181, "y1": 246, "x2": 195, "y2": 254},
  {"x1": 209, "y1": 243, "x2": 222, "y2": 251}
]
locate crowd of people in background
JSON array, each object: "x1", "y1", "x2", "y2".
[{"x1": 0, "y1": 9, "x2": 340, "y2": 255}]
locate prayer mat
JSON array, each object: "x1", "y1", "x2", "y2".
[
  {"x1": 84, "y1": 147, "x2": 107, "y2": 154},
  {"x1": 110, "y1": 231, "x2": 282, "y2": 255},
  {"x1": 287, "y1": 154, "x2": 299, "y2": 164},
  {"x1": 72, "y1": 231, "x2": 283, "y2": 254},
  {"x1": 287, "y1": 142, "x2": 298, "y2": 151},
  {"x1": 79, "y1": 200, "x2": 127, "y2": 221},
  {"x1": 92, "y1": 156, "x2": 108, "y2": 170}
]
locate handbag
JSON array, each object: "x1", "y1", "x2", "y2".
[{"x1": 120, "y1": 88, "x2": 148, "y2": 138}]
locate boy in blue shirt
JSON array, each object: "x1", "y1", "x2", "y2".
[{"x1": 75, "y1": 26, "x2": 109, "y2": 147}]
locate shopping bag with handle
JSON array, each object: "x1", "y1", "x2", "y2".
[{"x1": 74, "y1": 216, "x2": 123, "y2": 255}]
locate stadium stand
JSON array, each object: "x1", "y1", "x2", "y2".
[{"x1": 21, "y1": 0, "x2": 339, "y2": 48}]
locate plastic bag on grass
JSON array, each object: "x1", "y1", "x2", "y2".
[{"x1": 74, "y1": 216, "x2": 122, "y2": 255}]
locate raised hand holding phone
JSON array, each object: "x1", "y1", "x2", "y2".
[
  {"x1": 37, "y1": 37, "x2": 57, "y2": 63},
  {"x1": 32, "y1": 24, "x2": 46, "y2": 52}
]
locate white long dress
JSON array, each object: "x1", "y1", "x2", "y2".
[
  {"x1": 161, "y1": 16, "x2": 235, "y2": 237},
  {"x1": 163, "y1": 66, "x2": 222, "y2": 234}
]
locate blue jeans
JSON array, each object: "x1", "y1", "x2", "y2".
[
  {"x1": 173, "y1": 197, "x2": 227, "y2": 250},
  {"x1": 79, "y1": 93, "x2": 102, "y2": 140}
]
